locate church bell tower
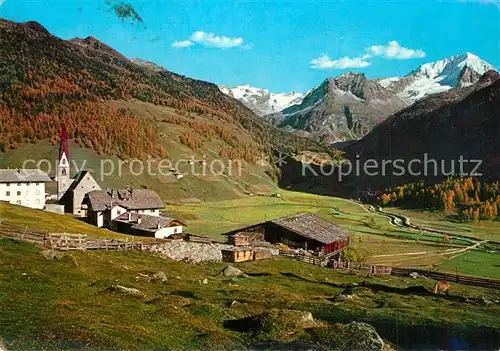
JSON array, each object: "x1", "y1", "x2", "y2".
[{"x1": 57, "y1": 124, "x2": 71, "y2": 201}]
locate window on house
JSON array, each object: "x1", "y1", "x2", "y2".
[
  {"x1": 6, "y1": 183, "x2": 10, "y2": 187},
  {"x1": 17, "y1": 191, "x2": 21, "y2": 196},
  {"x1": 6, "y1": 191, "x2": 10, "y2": 196},
  {"x1": 36, "y1": 182, "x2": 39, "y2": 186},
  {"x1": 35, "y1": 199, "x2": 40, "y2": 205},
  {"x1": 36, "y1": 190, "x2": 40, "y2": 196},
  {"x1": 17, "y1": 183, "x2": 21, "y2": 186},
  {"x1": 62, "y1": 169, "x2": 67, "y2": 176}
]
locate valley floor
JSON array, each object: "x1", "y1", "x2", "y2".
[{"x1": 168, "y1": 190, "x2": 500, "y2": 278}]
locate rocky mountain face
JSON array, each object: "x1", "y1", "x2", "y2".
[
  {"x1": 218, "y1": 85, "x2": 305, "y2": 116},
  {"x1": 342, "y1": 70, "x2": 500, "y2": 189},
  {"x1": 269, "y1": 73, "x2": 408, "y2": 144}
]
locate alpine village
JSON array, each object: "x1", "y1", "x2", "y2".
[{"x1": 0, "y1": 3, "x2": 500, "y2": 350}]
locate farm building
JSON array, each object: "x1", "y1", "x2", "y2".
[
  {"x1": 83, "y1": 188, "x2": 164, "y2": 228},
  {"x1": 112, "y1": 212, "x2": 185, "y2": 239},
  {"x1": 223, "y1": 212, "x2": 351, "y2": 256}
]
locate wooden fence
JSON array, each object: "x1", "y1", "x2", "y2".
[
  {"x1": 280, "y1": 250, "x2": 328, "y2": 266},
  {"x1": 330, "y1": 259, "x2": 500, "y2": 290},
  {"x1": 391, "y1": 267, "x2": 500, "y2": 289},
  {"x1": 330, "y1": 259, "x2": 393, "y2": 275},
  {"x1": 0, "y1": 221, "x2": 47, "y2": 245},
  {"x1": 0, "y1": 221, "x2": 151, "y2": 251}
]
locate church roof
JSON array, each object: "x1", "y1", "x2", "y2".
[
  {"x1": 0, "y1": 169, "x2": 51, "y2": 183},
  {"x1": 86, "y1": 188, "x2": 164, "y2": 211}
]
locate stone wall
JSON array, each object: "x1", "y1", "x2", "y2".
[{"x1": 146, "y1": 240, "x2": 232, "y2": 263}]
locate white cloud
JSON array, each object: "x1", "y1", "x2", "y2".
[
  {"x1": 366, "y1": 41, "x2": 426, "y2": 59},
  {"x1": 310, "y1": 54, "x2": 371, "y2": 69},
  {"x1": 172, "y1": 40, "x2": 194, "y2": 49},
  {"x1": 190, "y1": 31, "x2": 244, "y2": 48}
]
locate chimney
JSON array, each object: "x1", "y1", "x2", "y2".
[
  {"x1": 128, "y1": 212, "x2": 131, "y2": 221},
  {"x1": 137, "y1": 217, "x2": 142, "y2": 224},
  {"x1": 157, "y1": 222, "x2": 161, "y2": 230}
]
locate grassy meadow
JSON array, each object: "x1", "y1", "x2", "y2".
[{"x1": 0, "y1": 239, "x2": 499, "y2": 350}]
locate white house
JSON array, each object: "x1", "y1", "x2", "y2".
[
  {"x1": 83, "y1": 188, "x2": 164, "y2": 228},
  {"x1": 0, "y1": 169, "x2": 51, "y2": 209},
  {"x1": 112, "y1": 212, "x2": 184, "y2": 239}
]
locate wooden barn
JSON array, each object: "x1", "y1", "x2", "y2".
[{"x1": 223, "y1": 212, "x2": 351, "y2": 256}]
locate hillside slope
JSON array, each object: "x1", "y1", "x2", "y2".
[
  {"x1": 1, "y1": 239, "x2": 499, "y2": 350},
  {"x1": 0, "y1": 19, "x2": 330, "y2": 201}
]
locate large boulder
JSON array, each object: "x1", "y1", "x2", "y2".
[
  {"x1": 224, "y1": 309, "x2": 319, "y2": 341},
  {"x1": 335, "y1": 322, "x2": 384, "y2": 351},
  {"x1": 225, "y1": 310, "x2": 385, "y2": 349},
  {"x1": 221, "y1": 265, "x2": 244, "y2": 277},
  {"x1": 306, "y1": 321, "x2": 385, "y2": 350}
]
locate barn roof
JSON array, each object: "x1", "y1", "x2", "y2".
[
  {"x1": 113, "y1": 212, "x2": 183, "y2": 233},
  {"x1": 0, "y1": 169, "x2": 51, "y2": 183},
  {"x1": 271, "y1": 212, "x2": 351, "y2": 244},
  {"x1": 86, "y1": 188, "x2": 164, "y2": 212}
]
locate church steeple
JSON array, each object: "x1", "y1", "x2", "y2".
[
  {"x1": 57, "y1": 124, "x2": 71, "y2": 201},
  {"x1": 59, "y1": 123, "x2": 69, "y2": 163}
]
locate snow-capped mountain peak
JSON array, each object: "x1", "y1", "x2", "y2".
[
  {"x1": 386, "y1": 52, "x2": 496, "y2": 101},
  {"x1": 410, "y1": 52, "x2": 493, "y2": 82},
  {"x1": 218, "y1": 85, "x2": 305, "y2": 116}
]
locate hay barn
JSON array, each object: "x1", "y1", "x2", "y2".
[{"x1": 223, "y1": 212, "x2": 351, "y2": 256}]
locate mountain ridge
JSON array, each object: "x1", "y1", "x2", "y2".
[{"x1": 221, "y1": 53, "x2": 496, "y2": 146}]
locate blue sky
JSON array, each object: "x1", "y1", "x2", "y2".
[{"x1": 1, "y1": 0, "x2": 499, "y2": 92}]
